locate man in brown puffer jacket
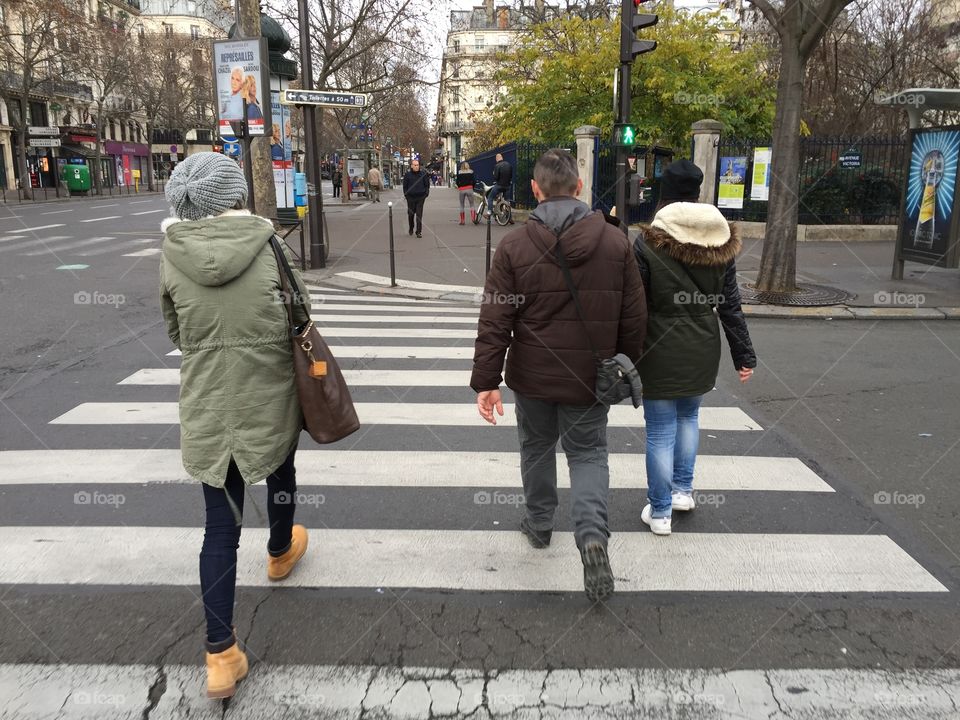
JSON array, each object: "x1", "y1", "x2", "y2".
[{"x1": 471, "y1": 149, "x2": 647, "y2": 602}]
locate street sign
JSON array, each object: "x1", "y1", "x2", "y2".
[
  {"x1": 839, "y1": 151, "x2": 862, "y2": 169},
  {"x1": 28, "y1": 126, "x2": 59, "y2": 136},
  {"x1": 279, "y1": 89, "x2": 370, "y2": 108},
  {"x1": 29, "y1": 138, "x2": 61, "y2": 148}
]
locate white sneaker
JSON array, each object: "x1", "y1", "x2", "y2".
[
  {"x1": 671, "y1": 492, "x2": 696, "y2": 512},
  {"x1": 641, "y1": 504, "x2": 671, "y2": 536}
]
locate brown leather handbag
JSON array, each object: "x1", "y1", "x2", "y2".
[{"x1": 270, "y1": 236, "x2": 360, "y2": 444}]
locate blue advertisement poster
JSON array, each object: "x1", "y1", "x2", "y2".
[
  {"x1": 900, "y1": 129, "x2": 960, "y2": 260},
  {"x1": 717, "y1": 156, "x2": 747, "y2": 209}
]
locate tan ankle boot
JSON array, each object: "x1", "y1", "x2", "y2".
[
  {"x1": 267, "y1": 524, "x2": 309, "y2": 581},
  {"x1": 206, "y1": 637, "x2": 248, "y2": 699}
]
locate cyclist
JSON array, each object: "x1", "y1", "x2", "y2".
[{"x1": 487, "y1": 153, "x2": 514, "y2": 224}]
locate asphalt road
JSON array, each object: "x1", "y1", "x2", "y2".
[{"x1": 0, "y1": 201, "x2": 958, "y2": 717}]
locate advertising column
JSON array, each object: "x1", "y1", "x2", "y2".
[{"x1": 270, "y1": 78, "x2": 294, "y2": 213}]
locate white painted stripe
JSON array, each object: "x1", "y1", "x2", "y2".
[
  {"x1": 41, "y1": 209, "x2": 74, "y2": 215},
  {"x1": 79, "y1": 215, "x2": 121, "y2": 222},
  {"x1": 89, "y1": 203, "x2": 118, "y2": 208},
  {"x1": 49, "y1": 402, "x2": 762, "y2": 430},
  {"x1": 311, "y1": 294, "x2": 465, "y2": 306},
  {"x1": 338, "y1": 271, "x2": 484, "y2": 294},
  {"x1": 0, "y1": 527, "x2": 944, "y2": 592},
  {"x1": 119, "y1": 368, "x2": 475, "y2": 386},
  {"x1": 122, "y1": 247, "x2": 163, "y2": 257},
  {"x1": 302, "y1": 327, "x2": 476, "y2": 338},
  {"x1": 167, "y1": 345, "x2": 475, "y2": 359},
  {"x1": 0, "y1": 235, "x2": 71, "y2": 252},
  {"x1": 10, "y1": 223, "x2": 64, "y2": 232},
  {"x1": 304, "y1": 285, "x2": 348, "y2": 292},
  {"x1": 0, "y1": 235, "x2": 25, "y2": 243},
  {"x1": 312, "y1": 303, "x2": 479, "y2": 314},
  {"x1": 129, "y1": 199, "x2": 155, "y2": 204},
  {"x1": 75, "y1": 238, "x2": 155, "y2": 257},
  {"x1": 20, "y1": 237, "x2": 115, "y2": 256},
  {"x1": 0, "y1": 449, "x2": 833, "y2": 492},
  {"x1": 130, "y1": 209, "x2": 165, "y2": 216},
  {"x1": 3, "y1": 664, "x2": 959, "y2": 719},
  {"x1": 315, "y1": 314, "x2": 478, "y2": 325}
]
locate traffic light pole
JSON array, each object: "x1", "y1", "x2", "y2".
[
  {"x1": 298, "y1": 0, "x2": 326, "y2": 269},
  {"x1": 615, "y1": 60, "x2": 631, "y2": 223}
]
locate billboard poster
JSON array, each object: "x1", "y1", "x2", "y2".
[
  {"x1": 212, "y1": 39, "x2": 270, "y2": 138},
  {"x1": 899, "y1": 129, "x2": 960, "y2": 262},
  {"x1": 750, "y1": 147, "x2": 771, "y2": 201},
  {"x1": 270, "y1": 90, "x2": 294, "y2": 209},
  {"x1": 717, "y1": 156, "x2": 747, "y2": 210}
]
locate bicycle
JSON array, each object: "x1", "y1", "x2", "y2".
[{"x1": 473, "y1": 182, "x2": 513, "y2": 226}]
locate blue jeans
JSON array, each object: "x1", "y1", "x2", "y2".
[{"x1": 642, "y1": 396, "x2": 703, "y2": 518}]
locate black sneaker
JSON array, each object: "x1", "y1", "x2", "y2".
[
  {"x1": 581, "y1": 542, "x2": 614, "y2": 602},
  {"x1": 408, "y1": 229, "x2": 414, "y2": 236},
  {"x1": 520, "y1": 517, "x2": 552, "y2": 549},
  {"x1": 416, "y1": 232, "x2": 422, "y2": 238}
]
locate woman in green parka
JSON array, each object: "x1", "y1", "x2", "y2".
[{"x1": 159, "y1": 152, "x2": 311, "y2": 699}]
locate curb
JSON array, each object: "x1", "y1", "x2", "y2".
[
  {"x1": 304, "y1": 271, "x2": 960, "y2": 318},
  {"x1": 0, "y1": 190, "x2": 165, "y2": 207}
]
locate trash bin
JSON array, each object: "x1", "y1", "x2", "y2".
[
  {"x1": 61, "y1": 164, "x2": 91, "y2": 194},
  {"x1": 294, "y1": 172, "x2": 308, "y2": 218}
]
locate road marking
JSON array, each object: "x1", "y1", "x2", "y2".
[
  {"x1": 49, "y1": 402, "x2": 762, "y2": 430},
  {"x1": 304, "y1": 285, "x2": 347, "y2": 292},
  {"x1": 55, "y1": 264, "x2": 88, "y2": 270},
  {"x1": 167, "y1": 345, "x2": 476, "y2": 359},
  {"x1": 338, "y1": 271, "x2": 484, "y2": 294},
  {"x1": 310, "y1": 295, "x2": 462, "y2": 306},
  {"x1": 89, "y1": 203, "x2": 118, "y2": 209},
  {"x1": 0, "y1": 235, "x2": 25, "y2": 243},
  {"x1": 41, "y1": 209, "x2": 74, "y2": 215},
  {"x1": 20, "y1": 237, "x2": 115, "y2": 256},
  {"x1": 311, "y1": 303, "x2": 479, "y2": 315},
  {"x1": 310, "y1": 327, "x2": 476, "y2": 338},
  {"x1": 75, "y1": 239, "x2": 155, "y2": 257},
  {"x1": 130, "y1": 209, "x2": 165, "y2": 216},
  {"x1": 123, "y1": 247, "x2": 163, "y2": 257},
  {"x1": 121, "y1": 368, "x2": 466, "y2": 386},
  {"x1": 0, "y1": 236, "x2": 74, "y2": 253},
  {"x1": 10, "y1": 224, "x2": 64, "y2": 232},
  {"x1": 0, "y1": 449, "x2": 834, "y2": 492},
  {"x1": 0, "y1": 527, "x2": 944, "y2": 592},
  {"x1": 313, "y1": 314, "x2": 478, "y2": 324},
  {"x1": 80, "y1": 215, "x2": 121, "y2": 223},
  {"x1": 129, "y1": 199, "x2": 155, "y2": 204}
]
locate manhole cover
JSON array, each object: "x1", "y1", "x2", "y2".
[{"x1": 739, "y1": 283, "x2": 854, "y2": 307}]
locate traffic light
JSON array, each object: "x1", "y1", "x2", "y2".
[
  {"x1": 613, "y1": 123, "x2": 637, "y2": 147},
  {"x1": 621, "y1": 0, "x2": 657, "y2": 63}
]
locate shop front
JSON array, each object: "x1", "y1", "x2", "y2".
[{"x1": 104, "y1": 141, "x2": 149, "y2": 187}]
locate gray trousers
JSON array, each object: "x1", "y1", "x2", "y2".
[
  {"x1": 514, "y1": 392, "x2": 611, "y2": 548},
  {"x1": 368, "y1": 185, "x2": 380, "y2": 202}
]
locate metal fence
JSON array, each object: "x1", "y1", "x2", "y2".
[
  {"x1": 466, "y1": 140, "x2": 565, "y2": 210},
  {"x1": 594, "y1": 140, "x2": 675, "y2": 223},
  {"x1": 716, "y1": 136, "x2": 907, "y2": 225}
]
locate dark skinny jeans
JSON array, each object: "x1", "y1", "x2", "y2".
[{"x1": 200, "y1": 448, "x2": 297, "y2": 647}]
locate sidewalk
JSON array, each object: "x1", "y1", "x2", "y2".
[
  {"x1": 303, "y1": 187, "x2": 960, "y2": 318},
  {"x1": 0, "y1": 186, "x2": 165, "y2": 206}
]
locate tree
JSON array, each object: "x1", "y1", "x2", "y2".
[
  {"x1": 485, "y1": 6, "x2": 775, "y2": 150},
  {"x1": 747, "y1": 0, "x2": 858, "y2": 293},
  {"x1": 0, "y1": 0, "x2": 83, "y2": 199}
]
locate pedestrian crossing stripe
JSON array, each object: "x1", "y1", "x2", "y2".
[
  {"x1": 309, "y1": 303, "x2": 479, "y2": 314},
  {"x1": 0, "y1": 450, "x2": 833, "y2": 492},
  {"x1": 0, "y1": 527, "x2": 945, "y2": 592},
  {"x1": 167, "y1": 345, "x2": 477, "y2": 359},
  {"x1": 313, "y1": 314, "x2": 479, "y2": 324},
  {"x1": 49, "y1": 402, "x2": 763, "y2": 430},
  {"x1": 336, "y1": 271, "x2": 484, "y2": 295},
  {"x1": 123, "y1": 247, "x2": 163, "y2": 257},
  {"x1": 118, "y1": 368, "x2": 472, "y2": 387}
]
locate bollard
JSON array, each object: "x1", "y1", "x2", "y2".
[
  {"x1": 485, "y1": 201, "x2": 493, "y2": 276},
  {"x1": 388, "y1": 201, "x2": 397, "y2": 287}
]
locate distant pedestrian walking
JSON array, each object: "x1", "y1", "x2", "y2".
[
  {"x1": 366, "y1": 166, "x2": 383, "y2": 202},
  {"x1": 456, "y1": 161, "x2": 476, "y2": 225},
  {"x1": 332, "y1": 165, "x2": 342, "y2": 198},
  {"x1": 633, "y1": 159, "x2": 756, "y2": 536},
  {"x1": 402, "y1": 159, "x2": 430, "y2": 238},
  {"x1": 159, "y1": 152, "x2": 311, "y2": 699},
  {"x1": 471, "y1": 149, "x2": 647, "y2": 602}
]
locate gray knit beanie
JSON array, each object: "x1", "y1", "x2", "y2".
[{"x1": 166, "y1": 152, "x2": 249, "y2": 221}]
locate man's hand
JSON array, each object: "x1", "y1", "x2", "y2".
[
  {"x1": 477, "y1": 390, "x2": 504, "y2": 425},
  {"x1": 738, "y1": 367, "x2": 754, "y2": 383}
]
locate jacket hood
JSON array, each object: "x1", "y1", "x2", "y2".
[
  {"x1": 161, "y1": 210, "x2": 275, "y2": 287},
  {"x1": 527, "y1": 198, "x2": 609, "y2": 267},
  {"x1": 642, "y1": 203, "x2": 741, "y2": 267}
]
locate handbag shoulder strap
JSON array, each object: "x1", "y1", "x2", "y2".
[
  {"x1": 269, "y1": 235, "x2": 312, "y2": 326},
  {"x1": 554, "y1": 234, "x2": 602, "y2": 365}
]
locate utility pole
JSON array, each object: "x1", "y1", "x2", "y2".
[
  {"x1": 296, "y1": 0, "x2": 327, "y2": 268},
  {"x1": 614, "y1": 0, "x2": 657, "y2": 220},
  {"x1": 234, "y1": 0, "x2": 278, "y2": 220}
]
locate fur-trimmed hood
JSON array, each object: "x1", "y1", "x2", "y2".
[{"x1": 642, "y1": 202, "x2": 741, "y2": 267}]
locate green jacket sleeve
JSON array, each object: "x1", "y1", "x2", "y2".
[{"x1": 159, "y1": 262, "x2": 180, "y2": 349}]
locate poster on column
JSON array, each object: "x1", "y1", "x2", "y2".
[
  {"x1": 717, "y1": 156, "x2": 747, "y2": 209},
  {"x1": 270, "y1": 90, "x2": 294, "y2": 208},
  {"x1": 212, "y1": 38, "x2": 271, "y2": 138},
  {"x1": 750, "y1": 147, "x2": 771, "y2": 201},
  {"x1": 898, "y1": 127, "x2": 960, "y2": 265}
]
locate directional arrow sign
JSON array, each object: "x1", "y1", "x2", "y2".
[{"x1": 280, "y1": 90, "x2": 370, "y2": 108}]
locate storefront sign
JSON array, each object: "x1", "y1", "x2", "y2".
[
  {"x1": 750, "y1": 147, "x2": 771, "y2": 201},
  {"x1": 212, "y1": 38, "x2": 271, "y2": 138},
  {"x1": 896, "y1": 127, "x2": 960, "y2": 267},
  {"x1": 717, "y1": 156, "x2": 747, "y2": 210}
]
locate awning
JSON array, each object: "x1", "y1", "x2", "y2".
[
  {"x1": 68, "y1": 134, "x2": 97, "y2": 143},
  {"x1": 60, "y1": 145, "x2": 99, "y2": 158}
]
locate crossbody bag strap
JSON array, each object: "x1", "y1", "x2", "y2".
[
  {"x1": 269, "y1": 235, "x2": 312, "y2": 327},
  {"x1": 554, "y1": 235, "x2": 603, "y2": 366}
]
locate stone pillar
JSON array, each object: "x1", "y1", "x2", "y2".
[
  {"x1": 691, "y1": 119, "x2": 723, "y2": 205},
  {"x1": 574, "y1": 125, "x2": 600, "y2": 209}
]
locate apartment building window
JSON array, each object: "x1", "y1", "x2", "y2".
[
  {"x1": 190, "y1": 25, "x2": 200, "y2": 39},
  {"x1": 450, "y1": 87, "x2": 459, "y2": 106},
  {"x1": 453, "y1": 39, "x2": 460, "y2": 53},
  {"x1": 186, "y1": 0, "x2": 196, "y2": 13},
  {"x1": 162, "y1": 22, "x2": 172, "y2": 36},
  {"x1": 452, "y1": 111, "x2": 460, "y2": 125},
  {"x1": 121, "y1": 122, "x2": 127, "y2": 141},
  {"x1": 452, "y1": 62, "x2": 459, "y2": 79},
  {"x1": 474, "y1": 36, "x2": 484, "y2": 52}
]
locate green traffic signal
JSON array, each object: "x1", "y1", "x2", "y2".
[
  {"x1": 614, "y1": 123, "x2": 637, "y2": 147},
  {"x1": 622, "y1": 125, "x2": 635, "y2": 145}
]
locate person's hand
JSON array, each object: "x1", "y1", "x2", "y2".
[
  {"x1": 477, "y1": 390, "x2": 504, "y2": 425},
  {"x1": 738, "y1": 367, "x2": 754, "y2": 383}
]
